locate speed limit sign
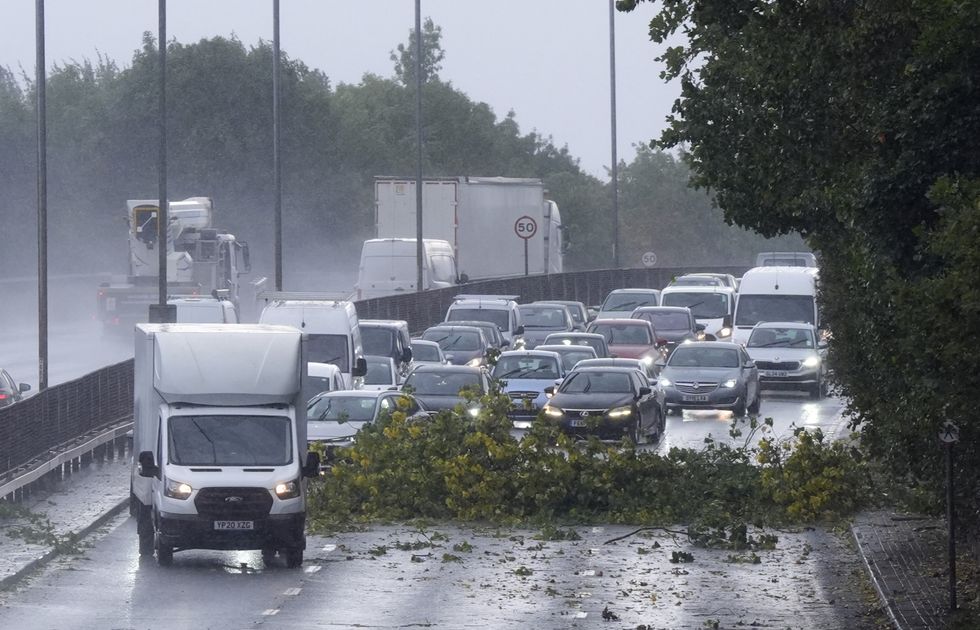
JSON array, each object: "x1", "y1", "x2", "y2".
[
  {"x1": 514, "y1": 216, "x2": 538, "y2": 240},
  {"x1": 642, "y1": 251, "x2": 658, "y2": 267}
]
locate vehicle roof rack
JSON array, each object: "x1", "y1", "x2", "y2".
[{"x1": 452, "y1": 294, "x2": 520, "y2": 302}]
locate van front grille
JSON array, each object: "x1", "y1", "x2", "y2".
[{"x1": 194, "y1": 487, "x2": 273, "y2": 520}]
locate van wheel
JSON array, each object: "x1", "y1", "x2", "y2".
[
  {"x1": 285, "y1": 548, "x2": 303, "y2": 568},
  {"x1": 156, "y1": 538, "x2": 173, "y2": 566},
  {"x1": 262, "y1": 547, "x2": 277, "y2": 567},
  {"x1": 137, "y1": 509, "x2": 154, "y2": 557}
]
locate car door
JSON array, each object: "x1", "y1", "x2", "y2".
[{"x1": 630, "y1": 372, "x2": 653, "y2": 432}]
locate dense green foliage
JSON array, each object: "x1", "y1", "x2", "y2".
[
  {"x1": 307, "y1": 397, "x2": 872, "y2": 531},
  {"x1": 618, "y1": 0, "x2": 980, "y2": 520},
  {"x1": 0, "y1": 22, "x2": 798, "y2": 278}
]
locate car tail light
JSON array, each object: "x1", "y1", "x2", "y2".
[{"x1": 0, "y1": 394, "x2": 7, "y2": 400}]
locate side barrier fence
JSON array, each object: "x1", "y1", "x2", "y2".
[{"x1": 0, "y1": 265, "x2": 746, "y2": 499}]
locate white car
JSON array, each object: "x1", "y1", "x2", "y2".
[
  {"x1": 744, "y1": 322, "x2": 828, "y2": 398},
  {"x1": 595, "y1": 288, "x2": 661, "y2": 320},
  {"x1": 305, "y1": 362, "x2": 346, "y2": 398}
]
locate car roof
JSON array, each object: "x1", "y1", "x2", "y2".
[
  {"x1": 359, "y1": 320, "x2": 409, "y2": 329},
  {"x1": 411, "y1": 339, "x2": 442, "y2": 347},
  {"x1": 545, "y1": 332, "x2": 605, "y2": 339},
  {"x1": 661, "y1": 285, "x2": 735, "y2": 294},
  {"x1": 407, "y1": 364, "x2": 484, "y2": 375},
  {"x1": 424, "y1": 325, "x2": 486, "y2": 335},
  {"x1": 312, "y1": 389, "x2": 389, "y2": 400},
  {"x1": 308, "y1": 362, "x2": 341, "y2": 376},
  {"x1": 534, "y1": 300, "x2": 584, "y2": 307},
  {"x1": 568, "y1": 365, "x2": 645, "y2": 375},
  {"x1": 497, "y1": 349, "x2": 562, "y2": 360},
  {"x1": 632, "y1": 306, "x2": 691, "y2": 313},
  {"x1": 607, "y1": 288, "x2": 660, "y2": 294},
  {"x1": 576, "y1": 357, "x2": 642, "y2": 366},
  {"x1": 671, "y1": 341, "x2": 742, "y2": 350},
  {"x1": 535, "y1": 344, "x2": 597, "y2": 353},
  {"x1": 589, "y1": 318, "x2": 650, "y2": 326}
]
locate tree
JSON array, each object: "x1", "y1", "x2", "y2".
[
  {"x1": 390, "y1": 17, "x2": 445, "y2": 86},
  {"x1": 618, "y1": 0, "x2": 980, "y2": 519}
]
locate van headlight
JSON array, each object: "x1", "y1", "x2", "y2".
[
  {"x1": 802, "y1": 356, "x2": 821, "y2": 368},
  {"x1": 164, "y1": 477, "x2": 193, "y2": 500},
  {"x1": 275, "y1": 479, "x2": 301, "y2": 500},
  {"x1": 722, "y1": 379, "x2": 738, "y2": 388},
  {"x1": 718, "y1": 327, "x2": 732, "y2": 338}
]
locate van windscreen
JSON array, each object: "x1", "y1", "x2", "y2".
[
  {"x1": 308, "y1": 334, "x2": 350, "y2": 372},
  {"x1": 735, "y1": 295, "x2": 815, "y2": 327},
  {"x1": 361, "y1": 328, "x2": 395, "y2": 357},
  {"x1": 168, "y1": 415, "x2": 292, "y2": 466}
]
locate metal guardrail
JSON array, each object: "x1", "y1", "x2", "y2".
[{"x1": 0, "y1": 266, "x2": 748, "y2": 499}]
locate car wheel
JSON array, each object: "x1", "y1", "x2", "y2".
[
  {"x1": 809, "y1": 379, "x2": 823, "y2": 400},
  {"x1": 285, "y1": 548, "x2": 303, "y2": 568},
  {"x1": 747, "y1": 392, "x2": 761, "y2": 415},
  {"x1": 733, "y1": 399, "x2": 747, "y2": 418},
  {"x1": 262, "y1": 547, "x2": 277, "y2": 567}
]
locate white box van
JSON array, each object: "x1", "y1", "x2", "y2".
[
  {"x1": 130, "y1": 324, "x2": 319, "y2": 567},
  {"x1": 733, "y1": 267, "x2": 820, "y2": 344},
  {"x1": 259, "y1": 296, "x2": 367, "y2": 388},
  {"x1": 356, "y1": 238, "x2": 458, "y2": 300}
]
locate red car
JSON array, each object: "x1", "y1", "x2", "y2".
[{"x1": 585, "y1": 319, "x2": 665, "y2": 362}]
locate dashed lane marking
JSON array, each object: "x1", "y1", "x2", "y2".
[
  {"x1": 322, "y1": 544, "x2": 337, "y2": 553},
  {"x1": 283, "y1": 587, "x2": 301, "y2": 596},
  {"x1": 304, "y1": 565, "x2": 322, "y2": 574},
  {"x1": 262, "y1": 609, "x2": 279, "y2": 616}
]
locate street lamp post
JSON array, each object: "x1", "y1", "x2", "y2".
[
  {"x1": 35, "y1": 0, "x2": 48, "y2": 390},
  {"x1": 609, "y1": 0, "x2": 620, "y2": 269}
]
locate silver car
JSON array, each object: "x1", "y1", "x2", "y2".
[
  {"x1": 658, "y1": 342, "x2": 761, "y2": 417},
  {"x1": 744, "y1": 322, "x2": 828, "y2": 398}
]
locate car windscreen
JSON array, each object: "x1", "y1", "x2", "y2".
[
  {"x1": 492, "y1": 356, "x2": 560, "y2": 380},
  {"x1": 422, "y1": 329, "x2": 481, "y2": 351},
  {"x1": 747, "y1": 327, "x2": 815, "y2": 348},
  {"x1": 518, "y1": 306, "x2": 567, "y2": 329},
  {"x1": 307, "y1": 395, "x2": 377, "y2": 422},
  {"x1": 411, "y1": 343, "x2": 441, "y2": 362},
  {"x1": 668, "y1": 347, "x2": 740, "y2": 368},
  {"x1": 307, "y1": 334, "x2": 349, "y2": 372},
  {"x1": 661, "y1": 292, "x2": 729, "y2": 319},
  {"x1": 589, "y1": 323, "x2": 652, "y2": 345},
  {"x1": 447, "y1": 308, "x2": 509, "y2": 331},
  {"x1": 361, "y1": 328, "x2": 395, "y2": 357},
  {"x1": 601, "y1": 292, "x2": 658, "y2": 312},
  {"x1": 403, "y1": 371, "x2": 482, "y2": 396},
  {"x1": 364, "y1": 359, "x2": 394, "y2": 384},
  {"x1": 168, "y1": 415, "x2": 292, "y2": 466},
  {"x1": 634, "y1": 311, "x2": 691, "y2": 330},
  {"x1": 556, "y1": 350, "x2": 596, "y2": 371},
  {"x1": 559, "y1": 371, "x2": 632, "y2": 394},
  {"x1": 735, "y1": 295, "x2": 816, "y2": 327}
]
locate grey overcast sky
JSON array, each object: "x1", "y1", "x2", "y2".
[{"x1": 0, "y1": 0, "x2": 679, "y2": 179}]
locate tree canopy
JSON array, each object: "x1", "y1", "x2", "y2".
[{"x1": 619, "y1": 0, "x2": 980, "y2": 519}]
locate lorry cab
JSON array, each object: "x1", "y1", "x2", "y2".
[
  {"x1": 355, "y1": 238, "x2": 458, "y2": 300},
  {"x1": 659, "y1": 285, "x2": 737, "y2": 341},
  {"x1": 258, "y1": 298, "x2": 367, "y2": 388},
  {"x1": 130, "y1": 324, "x2": 320, "y2": 567},
  {"x1": 733, "y1": 267, "x2": 820, "y2": 345},
  {"x1": 444, "y1": 295, "x2": 525, "y2": 348}
]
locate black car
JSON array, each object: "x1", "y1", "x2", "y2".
[
  {"x1": 542, "y1": 367, "x2": 664, "y2": 443},
  {"x1": 0, "y1": 369, "x2": 31, "y2": 408},
  {"x1": 630, "y1": 306, "x2": 703, "y2": 354},
  {"x1": 420, "y1": 325, "x2": 492, "y2": 366},
  {"x1": 401, "y1": 364, "x2": 492, "y2": 413}
]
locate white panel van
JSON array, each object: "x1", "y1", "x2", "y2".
[
  {"x1": 355, "y1": 238, "x2": 458, "y2": 300},
  {"x1": 733, "y1": 267, "x2": 820, "y2": 345}
]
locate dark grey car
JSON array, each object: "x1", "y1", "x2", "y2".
[
  {"x1": 658, "y1": 342, "x2": 760, "y2": 417},
  {"x1": 631, "y1": 306, "x2": 702, "y2": 354},
  {"x1": 421, "y1": 325, "x2": 491, "y2": 366},
  {"x1": 401, "y1": 364, "x2": 491, "y2": 413},
  {"x1": 518, "y1": 304, "x2": 575, "y2": 349}
]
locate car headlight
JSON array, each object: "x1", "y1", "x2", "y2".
[
  {"x1": 543, "y1": 405, "x2": 563, "y2": 418},
  {"x1": 802, "y1": 356, "x2": 821, "y2": 368},
  {"x1": 466, "y1": 357, "x2": 484, "y2": 367},
  {"x1": 718, "y1": 327, "x2": 732, "y2": 338},
  {"x1": 606, "y1": 406, "x2": 632, "y2": 419},
  {"x1": 722, "y1": 379, "x2": 738, "y2": 388},
  {"x1": 659, "y1": 377, "x2": 672, "y2": 387},
  {"x1": 640, "y1": 355, "x2": 654, "y2": 365},
  {"x1": 467, "y1": 406, "x2": 481, "y2": 418},
  {"x1": 275, "y1": 479, "x2": 301, "y2": 500},
  {"x1": 164, "y1": 477, "x2": 193, "y2": 500}
]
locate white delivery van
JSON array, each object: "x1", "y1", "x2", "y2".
[
  {"x1": 130, "y1": 324, "x2": 320, "y2": 567},
  {"x1": 355, "y1": 238, "x2": 458, "y2": 300},
  {"x1": 732, "y1": 267, "x2": 820, "y2": 344},
  {"x1": 660, "y1": 285, "x2": 737, "y2": 341},
  {"x1": 755, "y1": 252, "x2": 818, "y2": 268},
  {"x1": 169, "y1": 296, "x2": 239, "y2": 323},
  {"x1": 258, "y1": 297, "x2": 367, "y2": 388}
]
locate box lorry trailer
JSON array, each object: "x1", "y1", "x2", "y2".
[
  {"x1": 130, "y1": 324, "x2": 320, "y2": 567},
  {"x1": 374, "y1": 176, "x2": 563, "y2": 281}
]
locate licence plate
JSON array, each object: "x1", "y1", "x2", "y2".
[
  {"x1": 571, "y1": 419, "x2": 588, "y2": 427},
  {"x1": 682, "y1": 395, "x2": 709, "y2": 402},
  {"x1": 761, "y1": 370, "x2": 788, "y2": 377},
  {"x1": 214, "y1": 520, "x2": 253, "y2": 530}
]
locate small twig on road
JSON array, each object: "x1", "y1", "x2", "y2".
[{"x1": 603, "y1": 526, "x2": 689, "y2": 545}]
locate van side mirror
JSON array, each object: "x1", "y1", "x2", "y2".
[
  {"x1": 544, "y1": 386, "x2": 555, "y2": 396},
  {"x1": 722, "y1": 314, "x2": 733, "y2": 328},
  {"x1": 515, "y1": 325, "x2": 525, "y2": 336},
  {"x1": 458, "y1": 273, "x2": 470, "y2": 284},
  {"x1": 352, "y1": 357, "x2": 368, "y2": 378},
  {"x1": 402, "y1": 347, "x2": 413, "y2": 363},
  {"x1": 138, "y1": 451, "x2": 159, "y2": 478},
  {"x1": 695, "y1": 323, "x2": 706, "y2": 332},
  {"x1": 302, "y1": 452, "x2": 321, "y2": 478},
  {"x1": 239, "y1": 241, "x2": 252, "y2": 273},
  {"x1": 638, "y1": 386, "x2": 652, "y2": 398}
]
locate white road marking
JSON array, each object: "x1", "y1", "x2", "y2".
[
  {"x1": 283, "y1": 587, "x2": 301, "y2": 596},
  {"x1": 304, "y1": 565, "x2": 322, "y2": 574},
  {"x1": 580, "y1": 569, "x2": 596, "y2": 576},
  {"x1": 322, "y1": 544, "x2": 337, "y2": 553},
  {"x1": 575, "y1": 612, "x2": 588, "y2": 618},
  {"x1": 591, "y1": 527, "x2": 604, "y2": 534},
  {"x1": 262, "y1": 609, "x2": 279, "y2": 616}
]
